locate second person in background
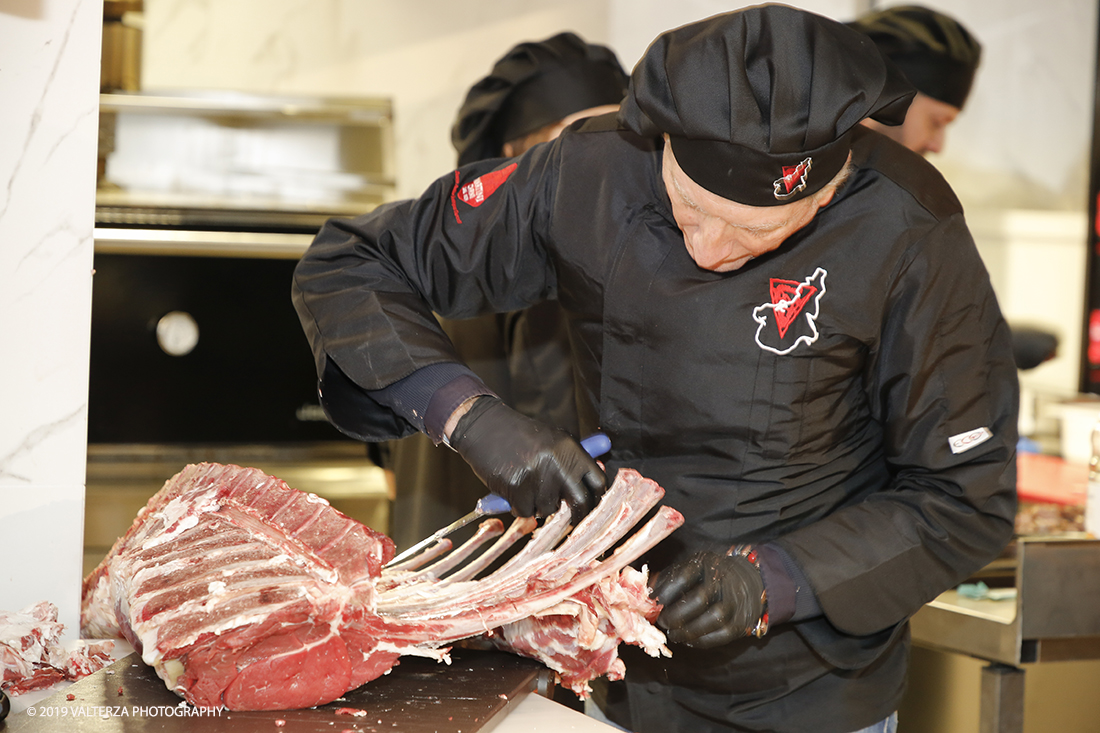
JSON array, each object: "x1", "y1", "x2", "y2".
[{"x1": 385, "y1": 32, "x2": 628, "y2": 552}]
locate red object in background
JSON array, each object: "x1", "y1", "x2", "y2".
[
  {"x1": 1016, "y1": 452, "x2": 1088, "y2": 506},
  {"x1": 1081, "y1": 18, "x2": 1100, "y2": 392},
  {"x1": 1090, "y1": 310, "x2": 1100, "y2": 365}
]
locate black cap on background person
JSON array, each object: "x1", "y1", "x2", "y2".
[
  {"x1": 849, "y1": 5, "x2": 982, "y2": 154},
  {"x1": 451, "y1": 32, "x2": 629, "y2": 166},
  {"x1": 848, "y1": 5, "x2": 981, "y2": 109},
  {"x1": 619, "y1": 4, "x2": 915, "y2": 207}
]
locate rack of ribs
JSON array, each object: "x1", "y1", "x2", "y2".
[{"x1": 81, "y1": 462, "x2": 683, "y2": 710}]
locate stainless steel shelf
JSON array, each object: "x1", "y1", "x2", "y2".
[
  {"x1": 100, "y1": 91, "x2": 393, "y2": 125},
  {"x1": 94, "y1": 226, "x2": 315, "y2": 258}
]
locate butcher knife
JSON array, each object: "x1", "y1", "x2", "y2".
[{"x1": 385, "y1": 432, "x2": 611, "y2": 568}]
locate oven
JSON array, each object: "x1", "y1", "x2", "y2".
[{"x1": 86, "y1": 91, "x2": 397, "y2": 574}]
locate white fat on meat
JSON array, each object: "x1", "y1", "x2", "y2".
[
  {"x1": 490, "y1": 565, "x2": 670, "y2": 697},
  {"x1": 79, "y1": 462, "x2": 683, "y2": 711}
]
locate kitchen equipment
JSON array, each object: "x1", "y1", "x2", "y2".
[
  {"x1": 1, "y1": 649, "x2": 551, "y2": 732},
  {"x1": 386, "y1": 432, "x2": 612, "y2": 567},
  {"x1": 90, "y1": 90, "x2": 395, "y2": 444},
  {"x1": 911, "y1": 536, "x2": 1100, "y2": 733},
  {"x1": 85, "y1": 90, "x2": 397, "y2": 573}
]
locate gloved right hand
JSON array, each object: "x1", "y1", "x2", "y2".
[
  {"x1": 449, "y1": 396, "x2": 606, "y2": 522},
  {"x1": 651, "y1": 550, "x2": 766, "y2": 648}
]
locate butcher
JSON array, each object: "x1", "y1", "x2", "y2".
[
  {"x1": 292, "y1": 6, "x2": 1018, "y2": 733},
  {"x1": 386, "y1": 31, "x2": 629, "y2": 553}
]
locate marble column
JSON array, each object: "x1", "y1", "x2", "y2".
[{"x1": 0, "y1": 0, "x2": 104, "y2": 636}]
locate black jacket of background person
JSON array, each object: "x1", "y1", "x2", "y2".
[{"x1": 292, "y1": 115, "x2": 1018, "y2": 732}]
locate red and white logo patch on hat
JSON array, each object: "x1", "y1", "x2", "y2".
[
  {"x1": 450, "y1": 163, "x2": 518, "y2": 224},
  {"x1": 773, "y1": 157, "x2": 812, "y2": 200}
]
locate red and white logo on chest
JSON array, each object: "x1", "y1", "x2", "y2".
[{"x1": 752, "y1": 267, "x2": 828, "y2": 355}]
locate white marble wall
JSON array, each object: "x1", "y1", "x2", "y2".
[
  {"x1": 607, "y1": 0, "x2": 864, "y2": 71},
  {"x1": 0, "y1": 0, "x2": 103, "y2": 635},
  {"x1": 143, "y1": 0, "x2": 615, "y2": 200}
]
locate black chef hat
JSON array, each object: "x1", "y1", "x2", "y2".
[
  {"x1": 847, "y1": 5, "x2": 981, "y2": 110},
  {"x1": 620, "y1": 4, "x2": 916, "y2": 207},
  {"x1": 451, "y1": 32, "x2": 629, "y2": 167}
]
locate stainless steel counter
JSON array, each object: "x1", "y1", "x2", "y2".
[{"x1": 910, "y1": 537, "x2": 1100, "y2": 733}]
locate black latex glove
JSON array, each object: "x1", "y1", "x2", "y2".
[
  {"x1": 651, "y1": 550, "x2": 765, "y2": 649},
  {"x1": 1, "y1": 687, "x2": 9, "y2": 720},
  {"x1": 449, "y1": 396, "x2": 606, "y2": 522}
]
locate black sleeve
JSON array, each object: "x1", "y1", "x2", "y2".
[
  {"x1": 293, "y1": 145, "x2": 562, "y2": 441},
  {"x1": 776, "y1": 213, "x2": 1019, "y2": 636}
]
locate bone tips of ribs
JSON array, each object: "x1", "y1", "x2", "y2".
[{"x1": 79, "y1": 462, "x2": 683, "y2": 710}]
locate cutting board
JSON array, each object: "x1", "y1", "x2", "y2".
[
  {"x1": 2, "y1": 648, "x2": 548, "y2": 733},
  {"x1": 1017, "y1": 452, "x2": 1088, "y2": 506}
]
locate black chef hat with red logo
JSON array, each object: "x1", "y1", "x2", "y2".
[
  {"x1": 847, "y1": 5, "x2": 981, "y2": 110},
  {"x1": 452, "y1": 32, "x2": 629, "y2": 167},
  {"x1": 619, "y1": 4, "x2": 916, "y2": 207}
]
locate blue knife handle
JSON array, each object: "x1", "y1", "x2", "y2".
[
  {"x1": 476, "y1": 493, "x2": 513, "y2": 515},
  {"x1": 581, "y1": 432, "x2": 611, "y2": 459},
  {"x1": 476, "y1": 432, "x2": 611, "y2": 515}
]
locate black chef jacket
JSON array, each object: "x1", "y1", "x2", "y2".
[{"x1": 292, "y1": 118, "x2": 1018, "y2": 733}]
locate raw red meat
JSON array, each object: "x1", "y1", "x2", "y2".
[
  {"x1": 489, "y1": 565, "x2": 668, "y2": 697},
  {"x1": 81, "y1": 462, "x2": 682, "y2": 711},
  {"x1": 1, "y1": 601, "x2": 114, "y2": 695}
]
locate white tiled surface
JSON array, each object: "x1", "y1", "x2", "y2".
[
  {"x1": 0, "y1": 0, "x2": 102, "y2": 635},
  {"x1": 496, "y1": 693, "x2": 624, "y2": 732}
]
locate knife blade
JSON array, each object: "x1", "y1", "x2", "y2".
[{"x1": 384, "y1": 432, "x2": 611, "y2": 568}]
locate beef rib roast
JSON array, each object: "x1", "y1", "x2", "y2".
[{"x1": 81, "y1": 462, "x2": 682, "y2": 710}]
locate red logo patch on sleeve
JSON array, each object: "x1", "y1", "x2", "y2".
[{"x1": 450, "y1": 163, "x2": 518, "y2": 223}]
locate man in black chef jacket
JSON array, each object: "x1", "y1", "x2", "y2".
[
  {"x1": 386, "y1": 32, "x2": 628, "y2": 554},
  {"x1": 292, "y1": 6, "x2": 1018, "y2": 733},
  {"x1": 850, "y1": 5, "x2": 982, "y2": 155}
]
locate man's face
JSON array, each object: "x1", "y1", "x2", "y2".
[
  {"x1": 864, "y1": 92, "x2": 960, "y2": 155},
  {"x1": 661, "y1": 140, "x2": 831, "y2": 272}
]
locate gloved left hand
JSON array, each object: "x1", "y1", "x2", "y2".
[
  {"x1": 449, "y1": 396, "x2": 606, "y2": 522},
  {"x1": 651, "y1": 549, "x2": 766, "y2": 648}
]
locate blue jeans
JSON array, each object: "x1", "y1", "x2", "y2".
[{"x1": 849, "y1": 712, "x2": 898, "y2": 733}]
